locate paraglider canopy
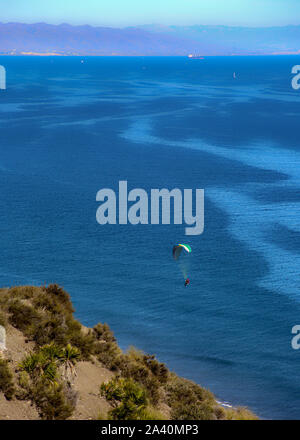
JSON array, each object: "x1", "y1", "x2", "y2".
[
  {"x1": 172, "y1": 244, "x2": 192, "y2": 283},
  {"x1": 172, "y1": 244, "x2": 192, "y2": 260}
]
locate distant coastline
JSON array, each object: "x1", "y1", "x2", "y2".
[
  {"x1": 1, "y1": 52, "x2": 299, "y2": 57},
  {"x1": 0, "y1": 22, "x2": 299, "y2": 56}
]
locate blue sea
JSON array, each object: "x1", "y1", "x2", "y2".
[{"x1": 0, "y1": 56, "x2": 300, "y2": 419}]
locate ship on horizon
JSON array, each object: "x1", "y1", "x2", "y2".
[{"x1": 188, "y1": 54, "x2": 205, "y2": 59}]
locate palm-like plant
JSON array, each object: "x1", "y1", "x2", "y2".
[
  {"x1": 19, "y1": 352, "x2": 41, "y2": 375},
  {"x1": 19, "y1": 343, "x2": 80, "y2": 388},
  {"x1": 59, "y1": 344, "x2": 80, "y2": 381},
  {"x1": 19, "y1": 351, "x2": 58, "y2": 386},
  {"x1": 40, "y1": 344, "x2": 63, "y2": 362},
  {"x1": 100, "y1": 377, "x2": 149, "y2": 419},
  {"x1": 42, "y1": 361, "x2": 59, "y2": 385}
]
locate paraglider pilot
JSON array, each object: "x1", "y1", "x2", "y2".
[{"x1": 184, "y1": 278, "x2": 190, "y2": 287}]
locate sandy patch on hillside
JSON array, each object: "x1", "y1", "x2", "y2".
[{"x1": 71, "y1": 358, "x2": 113, "y2": 420}]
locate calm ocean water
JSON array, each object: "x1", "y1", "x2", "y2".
[{"x1": 0, "y1": 56, "x2": 300, "y2": 419}]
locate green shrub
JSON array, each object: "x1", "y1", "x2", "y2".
[
  {"x1": 19, "y1": 350, "x2": 58, "y2": 385},
  {"x1": 43, "y1": 284, "x2": 74, "y2": 314},
  {"x1": 29, "y1": 315, "x2": 68, "y2": 346},
  {"x1": 224, "y1": 406, "x2": 259, "y2": 420},
  {"x1": 165, "y1": 375, "x2": 216, "y2": 420},
  {"x1": 115, "y1": 348, "x2": 167, "y2": 404},
  {"x1": 0, "y1": 359, "x2": 15, "y2": 400},
  {"x1": 95, "y1": 340, "x2": 122, "y2": 370},
  {"x1": 214, "y1": 406, "x2": 227, "y2": 420},
  {"x1": 33, "y1": 381, "x2": 75, "y2": 420},
  {"x1": 100, "y1": 377, "x2": 148, "y2": 420},
  {"x1": 69, "y1": 329, "x2": 96, "y2": 360},
  {"x1": 60, "y1": 344, "x2": 80, "y2": 380},
  {"x1": 9, "y1": 286, "x2": 40, "y2": 300},
  {"x1": 100, "y1": 377, "x2": 166, "y2": 420},
  {"x1": 142, "y1": 354, "x2": 168, "y2": 384},
  {"x1": 8, "y1": 300, "x2": 41, "y2": 333},
  {"x1": 19, "y1": 343, "x2": 80, "y2": 385},
  {"x1": 171, "y1": 401, "x2": 216, "y2": 420},
  {"x1": 32, "y1": 293, "x2": 63, "y2": 316},
  {"x1": 7, "y1": 286, "x2": 94, "y2": 359},
  {"x1": 138, "y1": 406, "x2": 167, "y2": 420},
  {"x1": 39, "y1": 343, "x2": 64, "y2": 361},
  {"x1": 3, "y1": 285, "x2": 100, "y2": 360},
  {"x1": 0, "y1": 310, "x2": 7, "y2": 327},
  {"x1": 94, "y1": 323, "x2": 116, "y2": 343},
  {"x1": 16, "y1": 371, "x2": 31, "y2": 400},
  {"x1": 93, "y1": 323, "x2": 121, "y2": 368},
  {"x1": 18, "y1": 343, "x2": 79, "y2": 419}
]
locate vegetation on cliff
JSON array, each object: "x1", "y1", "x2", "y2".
[{"x1": 0, "y1": 284, "x2": 258, "y2": 420}]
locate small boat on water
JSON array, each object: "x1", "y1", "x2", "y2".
[{"x1": 188, "y1": 54, "x2": 205, "y2": 59}]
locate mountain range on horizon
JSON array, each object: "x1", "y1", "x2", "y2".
[{"x1": 0, "y1": 22, "x2": 300, "y2": 56}]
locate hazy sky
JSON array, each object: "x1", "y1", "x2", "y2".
[{"x1": 1, "y1": 0, "x2": 299, "y2": 27}]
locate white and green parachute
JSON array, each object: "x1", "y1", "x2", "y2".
[{"x1": 172, "y1": 244, "x2": 192, "y2": 279}]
